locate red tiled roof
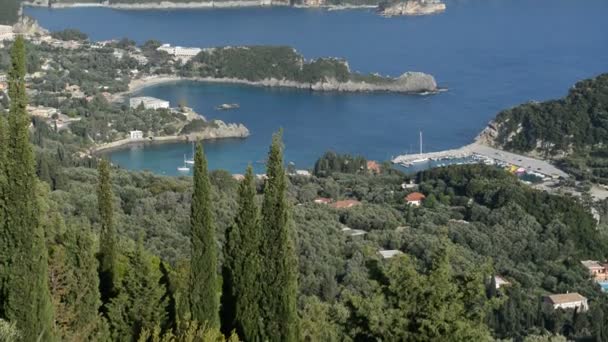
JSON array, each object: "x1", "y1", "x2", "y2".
[
  {"x1": 405, "y1": 192, "x2": 426, "y2": 202},
  {"x1": 367, "y1": 160, "x2": 381, "y2": 173}
]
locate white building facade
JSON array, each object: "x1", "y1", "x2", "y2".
[
  {"x1": 129, "y1": 130, "x2": 143, "y2": 140},
  {"x1": 157, "y1": 44, "x2": 202, "y2": 62},
  {"x1": 129, "y1": 96, "x2": 170, "y2": 110}
]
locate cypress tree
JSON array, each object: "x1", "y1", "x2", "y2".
[
  {"x1": 259, "y1": 131, "x2": 299, "y2": 341},
  {"x1": 189, "y1": 142, "x2": 219, "y2": 327},
  {"x1": 98, "y1": 158, "x2": 117, "y2": 303},
  {"x1": 0, "y1": 35, "x2": 55, "y2": 341},
  {"x1": 107, "y1": 238, "x2": 168, "y2": 341},
  {"x1": 223, "y1": 166, "x2": 262, "y2": 340}
]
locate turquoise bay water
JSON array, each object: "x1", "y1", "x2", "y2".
[{"x1": 25, "y1": 0, "x2": 608, "y2": 175}]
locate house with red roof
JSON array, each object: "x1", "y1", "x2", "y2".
[{"x1": 405, "y1": 192, "x2": 426, "y2": 207}]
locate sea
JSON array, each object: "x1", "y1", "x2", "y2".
[{"x1": 25, "y1": 0, "x2": 608, "y2": 175}]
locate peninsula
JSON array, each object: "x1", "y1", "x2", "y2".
[
  {"x1": 176, "y1": 46, "x2": 438, "y2": 94},
  {"x1": 12, "y1": 0, "x2": 446, "y2": 19}
]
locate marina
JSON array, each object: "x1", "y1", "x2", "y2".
[{"x1": 392, "y1": 142, "x2": 569, "y2": 179}]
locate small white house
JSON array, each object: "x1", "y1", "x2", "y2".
[
  {"x1": 129, "y1": 96, "x2": 170, "y2": 110},
  {"x1": 494, "y1": 275, "x2": 511, "y2": 289},
  {"x1": 378, "y1": 250, "x2": 404, "y2": 259},
  {"x1": 129, "y1": 130, "x2": 143, "y2": 140},
  {"x1": 545, "y1": 293, "x2": 588, "y2": 312}
]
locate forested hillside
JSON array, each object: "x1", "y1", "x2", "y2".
[
  {"x1": 1, "y1": 37, "x2": 608, "y2": 341},
  {"x1": 486, "y1": 73, "x2": 608, "y2": 183}
]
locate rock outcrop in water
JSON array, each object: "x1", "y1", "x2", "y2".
[{"x1": 380, "y1": 0, "x2": 446, "y2": 17}]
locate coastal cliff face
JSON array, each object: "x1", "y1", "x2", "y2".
[
  {"x1": 93, "y1": 119, "x2": 249, "y2": 153},
  {"x1": 195, "y1": 120, "x2": 249, "y2": 139},
  {"x1": 165, "y1": 72, "x2": 438, "y2": 93},
  {"x1": 380, "y1": 0, "x2": 446, "y2": 16}
]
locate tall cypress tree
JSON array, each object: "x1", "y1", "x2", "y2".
[
  {"x1": 259, "y1": 131, "x2": 299, "y2": 341},
  {"x1": 189, "y1": 142, "x2": 219, "y2": 327},
  {"x1": 223, "y1": 166, "x2": 262, "y2": 340},
  {"x1": 0, "y1": 35, "x2": 55, "y2": 341},
  {"x1": 98, "y1": 158, "x2": 117, "y2": 303}
]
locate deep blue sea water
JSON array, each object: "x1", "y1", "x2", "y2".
[{"x1": 25, "y1": 0, "x2": 608, "y2": 175}]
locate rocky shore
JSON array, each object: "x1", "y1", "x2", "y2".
[
  {"x1": 380, "y1": 0, "x2": 445, "y2": 17},
  {"x1": 92, "y1": 120, "x2": 249, "y2": 153},
  {"x1": 128, "y1": 72, "x2": 438, "y2": 95}
]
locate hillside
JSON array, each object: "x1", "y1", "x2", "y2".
[{"x1": 478, "y1": 73, "x2": 608, "y2": 183}]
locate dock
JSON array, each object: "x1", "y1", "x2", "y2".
[{"x1": 392, "y1": 142, "x2": 569, "y2": 179}]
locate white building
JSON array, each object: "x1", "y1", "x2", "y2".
[
  {"x1": 129, "y1": 130, "x2": 143, "y2": 140},
  {"x1": 378, "y1": 250, "x2": 404, "y2": 259},
  {"x1": 0, "y1": 74, "x2": 6, "y2": 82},
  {"x1": 545, "y1": 293, "x2": 589, "y2": 312},
  {"x1": 129, "y1": 96, "x2": 170, "y2": 110},
  {"x1": 0, "y1": 25, "x2": 14, "y2": 41},
  {"x1": 494, "y1": 275, "x2": 511, "y2": 289},
  {"x1": 157, "y1": 44, "x2": 201, "y2": 62}
]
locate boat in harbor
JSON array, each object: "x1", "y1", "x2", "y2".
[
  {"x1": 185, "y1": 142, "x2": 195, "y2": 165},
  {"x1": 215, "y1": 103, "x2": 240, "y2": 110},
  {"x1": 177, "y1": 155, "x2": 190, "y2": 172}
]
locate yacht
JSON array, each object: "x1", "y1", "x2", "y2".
[
  {"x1": 185, "y1": 142, "x2": 195, "y2": 165},
  {"x1": 177, "y1": 155, "x2": 190, "y2": 172}
]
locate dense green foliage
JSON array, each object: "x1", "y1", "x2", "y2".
[
  {"x1": 222, "y1": 166, "x2": 262, "y2": 340},
  {"x1": 490, "y1": 73, "x2": 608, "y2": 183},
  {"x1": 0, "y1": 36, "x2": 55, "y2": 342},
  {"x1": 313, "y1": 151, "x2": 367, "y2": 177},
  {"x1": 51, "y1": 29, "x2": 89, "y2": 42},
  {"x1": 189, "y1": 143, "x2": 220, "y2": 327},
  {"x1": 1, "y1": 35, "x2": 608, "y2": 341},
  {"x1": 98, "y1": 159, "x2": 117, "y2": 304},
  {"x1": 181, "y1": 46, "x2": 380, "y2": 84},
  {"x1": 259, "y1": 132, "x2": 299, "y2": 341}
]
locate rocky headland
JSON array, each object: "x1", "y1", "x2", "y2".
[
  {"x1": 129, "y1": 72, "x2": 438, "y2": 95},
  {"x1": 93, "y1": 119, "x2": 249, "y2": 153},
  {"x1": 380, "y1": 0, "x2": 446, "y2": 17}
]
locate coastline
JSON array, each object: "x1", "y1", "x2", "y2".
[
  {"x1": 124, "y1": 74, "x2": 440, "y2": 97},
  {"x1": 91, "y1": 122, "x2": 250, "y2": 154},
  {"x1": 23, "y1": 1, "x2": 375, "y2": 10}
]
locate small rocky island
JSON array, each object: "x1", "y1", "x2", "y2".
[{"x1": 379, "y1": 0, "x2": 446, "y2": 17}]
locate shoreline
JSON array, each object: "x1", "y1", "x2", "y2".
[
  {"x1": 23, "y1": 1, "x2": 376, "y2": 10},
  {"x1": 123, "y1": 74, "x2": 440, "y2": 97},
  {"x1": 91, "y1": 125, "x2": 249, "y2": 154}
]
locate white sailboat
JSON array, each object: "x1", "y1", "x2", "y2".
[
  {"x1": 411, "y1": 130, "x2": 429, "y2": 163},
  {"x1": 177, "y1": 154, "x2": 190, "y2": 172},
  {"x1": 185, "y1": 142, "x2": 195, "y2": 165}
]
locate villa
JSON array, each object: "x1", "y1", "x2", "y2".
[
  {"x1": 367, "y1": 160, "x2": 381, "y2": 174},
  {"x1": 581, "y1": 260, "x2": 608, "y2": 281},
  {"x1": 157, "y1": 44, "x2": 202, "y2": 62},
  {"x1": 378, "y1": 250, "x2": 404, "y2": 259},
  {"x1": 129, "y1": 96, "x2": 170, "y2": 110},
  {"x1": 129, "y1": 130, "x2": 143, "y2": 140},
  {"x1": 544, "y1": 293, "x2": 588, "y2": 312},
  {"x1": 405, "y1": 192, "x2": 426, "y2": 206}
]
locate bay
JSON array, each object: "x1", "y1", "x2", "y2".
[{"x1": 25, "y1": 0, "x2": 608, "y2": 175}]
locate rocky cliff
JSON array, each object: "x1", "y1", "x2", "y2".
[
  {"x1": 190, "y1": 71, "x2": 438, "y2": 93},
  {"x1": 380, "y1": 0, "x2": 445, "y2": 16}
]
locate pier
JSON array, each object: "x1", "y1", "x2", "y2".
[{"x1": 392, "y1": 142, "x2": 569, "y2": 179}]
